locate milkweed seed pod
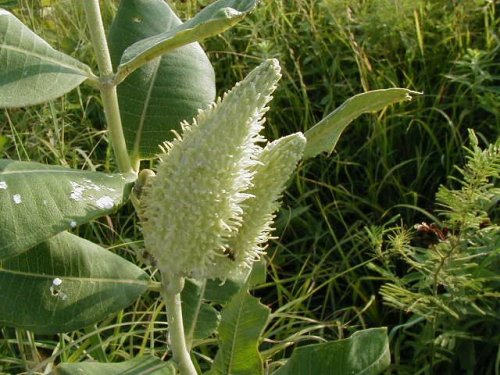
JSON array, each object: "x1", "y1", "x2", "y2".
[
  {"x1": 211, "y1": 132, "x2": 306, "y2": 279},
  {"x1": 140, "y1": 59, "x2": 305, "y2": 279}
]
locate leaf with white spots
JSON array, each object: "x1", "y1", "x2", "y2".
[
  {"x1": 0, "y1": 231, "x2": 149, "y2": 334},
  {"x1": 0, "y1": 159, "x2": 136, "y2": 260}
]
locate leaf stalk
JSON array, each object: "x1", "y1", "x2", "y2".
[
  {"x1": 162, "y1": 274, "x2": 197, "y2": 375},
  {"x1": 83, "y1": 0, "x2": 133, "y2": 174}
]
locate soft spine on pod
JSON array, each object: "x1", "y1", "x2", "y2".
[{"x1": 140, "y1": 59, "x2": 305, "y2": 279}]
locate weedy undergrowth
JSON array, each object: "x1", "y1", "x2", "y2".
[
  {"x1": 369, "y1": 130, "x2": 499, "y2": 374},
  {"x1": 0, "y1": 0, "x2": 419, "y2": 374}
]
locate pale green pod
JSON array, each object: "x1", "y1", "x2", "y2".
[
  {"x1": 140, "y1": 59, "x2": 282, "y2": 278},
  {"x1": 210, "y1": 132, "x2": 306, "y2": 279}
]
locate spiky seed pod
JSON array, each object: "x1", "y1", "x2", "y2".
[
  {"x1": 140, "y1": 59, "x2": 283, "y2": 278},
  {"x1": 211, "y1": 132, "x2": 306, "y2": 280}
]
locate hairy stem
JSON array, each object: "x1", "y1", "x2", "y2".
[
  {"x1": 83, "y1": 0, "x2": 133, "y2": 174},
  {"x1": 162, "y1": 274, "x2": 197, "y2": 375}
]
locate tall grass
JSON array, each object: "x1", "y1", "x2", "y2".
[
  {"x1": 0, "y1": 0, "x2": 498, "y2": 373},
  {"x1": 194, "y1": 0, "x2": 500, "y2": 371}
]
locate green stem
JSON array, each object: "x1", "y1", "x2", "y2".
[
  {"x1": 83, "y1": 0, "x2": 133, "y2": 174},
  {"x1": 162, "y1": 274, "x2": 197, "y2": 375}
]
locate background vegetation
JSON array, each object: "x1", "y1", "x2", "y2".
[{"x1": 1, "y1": 0, "x2": 498, "y2": 374}]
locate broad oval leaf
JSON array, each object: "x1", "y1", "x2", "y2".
[
  {"x1": 209, "y1": 289, "x2": 270, "y2": 375},
  {"x1": 0, "y1": 231, "x2": 149, "y2": 334},
  {"x1": 272, "y1": 327, "x2": 390, "y2": 375},
  {"x1": 0, "y1": 8, "x2": 94, "y2": 108},
  {"x1": 54, "y1": 357, "x2": 176, "y2": 375},
  {"x1": 0, "y1": 159, "x2": 135, "y2": 260},
  {"x1": 108, "y1": 0, "x2": 216, "y2": 160},
  {"x1": 303, "y1": 89, "x2": 421, "y2": 158},
  {"x1": 117, "y1": 0, "x2": 258, "y2": 80}
]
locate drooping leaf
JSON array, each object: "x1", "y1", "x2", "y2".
[
  {"x1": 303, "y1": 89, "x2": 420, "y2": 158},
  {"x1": 54, "y1": 356, "x2": 175, "y2": 375},
  {"x1": 272, "y1": 327, "x2": 390, "y2": 375},
  {"x1": 0, "y1": 159, "x2": 135, "y2": 260},
  {"x1": 209, "y1": 289, "x2": 270, "y2": 375},
  {"x1": 0, "y1": 8, "x2": 94, "y2": 108},
  {"x1": 0, "y1": 231, "x2": 149, "y2": 334},
  {"x1": 117, "y1": 0, "x2": 258, "y2": 80},
  {"x1": 108, "y1": 0, "x2": 216, "y2": 161},
  {"x1": 182, "y1": 278, "x2": 220, "y2": 348}
]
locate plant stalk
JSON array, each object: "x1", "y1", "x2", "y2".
[
  {"x1": 162, "y1": 274, "x2": 197, "y2": 375},
  {"x1": 83, "y1": 0, "x2": 133, "y2": 174}
]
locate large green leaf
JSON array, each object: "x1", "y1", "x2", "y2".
[
  {"x1": 0, "y1": 8, "x2": 94, "y2": 108},
  {"x1": 116, "y1": 0, "x2": 258, "y2": 80},
  {"x1": 303, "y1": 89, "x2": 420, "y2": 158},
  {"x1": 0, "y1": 231, "x2": 149, "y2": 334},
  {"x1": 54, "y1": 356, "x2": 175, "y2": 375},
  {"x1": 0, "y1": 159, "x2": 135, "y2": 260},
  {"x1": 108, "y1": 0, "x2": 216, "y2": 160},
  {"x1": 272, "y1": 327, "x2": 390, "y2": 375},
  {"x1": 209, "y1": 289, "x2": 270, "y2": 375}
]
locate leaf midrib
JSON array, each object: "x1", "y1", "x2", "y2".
[
  {"x1": 226, "y1": 296, "x2": 245, "y2": 373},
  {"x1": 0, "y1": 267, "x2": 149, "y2": 286},
  {"x1": 358, "y1": 337, "x2": 390, "y2": 375},
  {"x1": 132, "y1": 57, "x2": 161, "y2": 160},
  {"x1": 1, "y1": 44, "x2": 91, "y2": 77}
]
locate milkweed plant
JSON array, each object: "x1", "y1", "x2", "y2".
[{"x1": 0, "y1": 0, "x2": 418, "y2": 374}]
